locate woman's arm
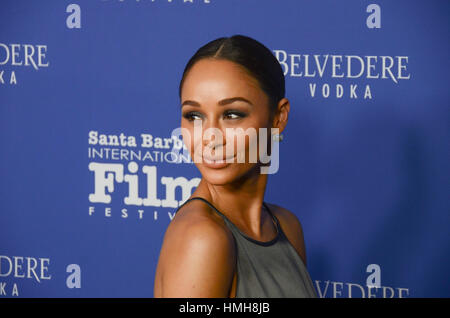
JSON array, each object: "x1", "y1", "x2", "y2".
[{"x1": 154, "y1": 212, "x2": 236, "y2": 297}]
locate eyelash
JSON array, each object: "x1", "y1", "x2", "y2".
[{"x1": 182, "y1": 111, "x2": 247, "y2": 122}]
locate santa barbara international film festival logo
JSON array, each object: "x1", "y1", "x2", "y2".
[
  {"x1": 87, "y1": 124, "x2": 280, "y2": 222},
  {"x1": 0, "y1": 43, "x2": 49, "y2": 85},
  {"x1": 100, "y1": 0, "x2": 212, "y2": 4}
]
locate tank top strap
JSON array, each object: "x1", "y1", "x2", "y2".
[
  {"x1": 178, "y1": 197, "x2": 281, "y2": 246},
  {"x1": 177, "y1": 196, "x2": 230, "y2": 219},
  {"x1": 262, "y1": 201, "x2": 281, "y2": 231}
]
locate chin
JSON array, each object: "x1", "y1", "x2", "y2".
[{"x1": 197, "y1": 163, "x2": 259, "y2": 186}]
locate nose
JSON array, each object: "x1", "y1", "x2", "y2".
[
  {"x1": 200, "y1": 118, "x2": 226, "y2": 153},
  {"x1": 202, "y1": 130, "x2": 225, "y2": 152}
]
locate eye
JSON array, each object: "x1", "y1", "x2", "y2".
[
  {"x1": 224, "y1": 110, "x2": 247, "y2": 120},
  {"x1": 182, "y1": 111, "x2": 203, "y2": 122}
]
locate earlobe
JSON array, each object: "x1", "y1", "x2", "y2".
[{"x1": 273, "y1": 98, "x2": 290, "y2": 134}]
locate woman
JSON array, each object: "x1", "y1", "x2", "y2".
[{"x1": 154, "y1": 35, "x2": 317, "y2": 298}]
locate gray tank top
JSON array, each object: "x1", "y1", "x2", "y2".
[{"x1": 176, "y1": 197, "x2": 318, "y2": 298}]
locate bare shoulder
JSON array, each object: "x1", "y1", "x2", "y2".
[
  {"x1": 154, "y1": 199, "x2": 236, "y2": 297},
  {"x1": 265, "y1": 202, "x2": 308, "y2": 266}
]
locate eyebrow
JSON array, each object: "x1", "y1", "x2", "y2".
[{"x1": 181, "y1": 97, "x2": 253, "y2": 108}]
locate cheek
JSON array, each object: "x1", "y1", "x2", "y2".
[
  {"x1": 181, "y1": 127, "x2": 194, "y2": 154},
  {"x1": 224, "y1": 128, "x2": 262, "y2": 163},
  {"x1": 181, "y1": 126, "x2": 203, "y2": 158}
]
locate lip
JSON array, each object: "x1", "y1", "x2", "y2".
[{"x1": 202, "y1": 154, "x2": 236, "y2": 169}]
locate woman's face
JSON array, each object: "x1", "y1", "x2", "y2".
[{"x1": 180, "y1": 58, "x2": 274, "y2": 185}]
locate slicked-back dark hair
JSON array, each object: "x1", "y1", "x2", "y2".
[{"x1": 178, "y1": 35, "x2": 285, "y2": 112}]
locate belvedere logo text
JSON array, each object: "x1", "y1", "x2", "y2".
[
  {"x1": 0, "y1": 43, "x2": 49, "y2": 85},
  {"x1": 0, "y1": 255, "x2": 52, "y2": 297},
  {"x1": 315, "y1": 265, "x2": 410, "y2": 298},
  {"x1": 273, "y1": 50, "x2": 411, "y2": 100}
]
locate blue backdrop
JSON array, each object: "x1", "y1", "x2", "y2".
[{"x1": 0, "y1": 0, "x2": 449, "y2": 298}]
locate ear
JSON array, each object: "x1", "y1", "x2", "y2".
[{"x1": 271, "y1": 98, "x2": 290, "y2": 134}]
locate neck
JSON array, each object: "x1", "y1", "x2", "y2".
[{"x1": 193, "y1": 166, "x2": 270, "y2": 237}]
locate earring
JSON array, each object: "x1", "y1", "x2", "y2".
[{"x1": 272, "y1": 133, "x2": 284, "y2": 142}]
